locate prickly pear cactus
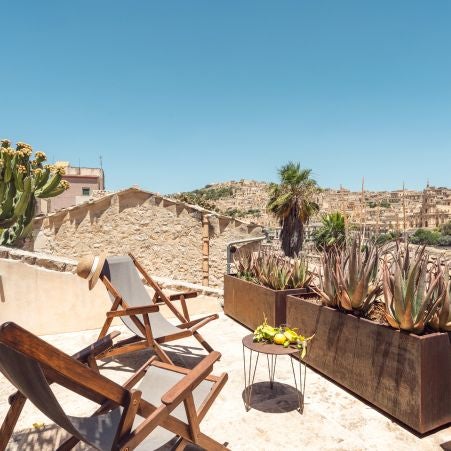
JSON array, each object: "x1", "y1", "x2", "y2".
[{"x1": 0, "y1": 139, "x2": 70, "y2": 246}]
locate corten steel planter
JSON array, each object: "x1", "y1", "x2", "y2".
[
  {"x1": 286, "y1": 295, "x2": 451, "y2": 434},
  {"x1": 223, "y1": 274, "x2": 312, "y2": 331}
]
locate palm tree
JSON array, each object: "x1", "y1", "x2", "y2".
[
  {"x1": 313, "y1": 212, "x2": 346, "y2": 251},
  {"x1": 267, "y1": 162, "x2": 320, "y2": 257}
]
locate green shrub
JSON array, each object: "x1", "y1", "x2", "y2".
[
  {"x1": 410, "y1": 228, "x2": 441, "y2": 245},
  {"x1": 374, "y1": 231, "x2": 401, "y2": 245},
  {"x1": 440, "y1": 221, "x2": 451, "y2": 236},
  {"x1": 438, "y1": 235, "x2": 451, "y2": 247}
]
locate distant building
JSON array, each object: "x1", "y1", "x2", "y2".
[{"x1": 37, "y1": 162, "x2": 105, "y2": 214}]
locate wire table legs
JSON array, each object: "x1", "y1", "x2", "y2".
[
  {"x1": 290, "y1": 355, "x2": 307, "y2": 413},
  {"x1": 243, "y1": 345, "x2": 306, "y2": 414},
  {"x1": 242, "y1": 345, "x2": 260, "y2": 411}
]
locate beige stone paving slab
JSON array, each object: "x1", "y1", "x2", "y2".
[{"x1": 1, "y1": 311, "x2": 450, "y2": 450}]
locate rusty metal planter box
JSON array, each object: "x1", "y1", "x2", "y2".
[
  {"x1": 286, "y1": 295, "x2": 451, "y2": 434},
  {"x1": 223, "y1": 274, "x2": 308, "y2": 331}
]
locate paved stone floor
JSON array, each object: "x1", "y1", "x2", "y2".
[{"x1": 1, "y1": 311, "x2": 450, "y2": 450}]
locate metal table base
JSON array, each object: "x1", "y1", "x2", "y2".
[{"x1": 242, "y1": 334, "x2": 307, "y2": 414}]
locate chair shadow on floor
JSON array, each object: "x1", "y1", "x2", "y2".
[
  {"x1": 10, "y1": 425, "x2": 205, "y2": 451},
  {"x1": 242, "y1": 381, "x2": 303, "y2": 413},
  {"x1": 97, "y1": 342, "x2": 209, "y2": 374}
]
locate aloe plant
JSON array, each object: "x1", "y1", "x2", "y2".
[
  {"x1": 234, "y1": 251, "x2": 257, "y2": 283},
  {"x1": 234, "y1": 250, "x2": 312, "y2": 290},
  {"x1": 382, "y1": 245, "x2": 444, "y2": 334},
  {"x1": 429, "y1": 263, "x2": 451, "y2": 332},
  {"x1": 315, "y1": 238, "x2": 382, "y2": 314},
  {"x1": 315, "y1": 250, "x2": 340, "y2": 308},
  {"x1": 0, "y1": 139, "x2": 70, "y2": 245}
]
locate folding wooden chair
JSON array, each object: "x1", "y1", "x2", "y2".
[
  {"x1": 95, "y1": 254, "x2": 219, "y2": 363},
  {"x1": 0, "y1": 322, "x2": 229, "y2": 451}
]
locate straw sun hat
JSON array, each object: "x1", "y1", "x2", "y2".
[{"x1": 76, "y1": 254, "x2": 106, "y2": 290}]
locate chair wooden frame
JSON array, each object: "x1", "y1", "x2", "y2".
[
  {"x1": 0, "y1": 322, "x2": 229, "y2": 451},
  {"x1": 96, "y1": 253, "x2": 219, "y2": 363}
]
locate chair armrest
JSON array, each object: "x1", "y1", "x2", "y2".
[
  {"x1": 72, "y1": 331, "x2": 121, "y2": 363},
  {"x1": 106, "y1": 305, "x2": 159, "y2": 318},
  {"x1": 169, "y1": 291, "x2": 198, "y2": 301},
  {"x1": 161, "y1": 351, "x2": 221, "y2": 406}
]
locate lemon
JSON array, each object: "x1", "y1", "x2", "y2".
[
  {"x1": 284, "y1": 330, "x2": 298, "y2": 343},
  {"x1": 273, "y1": 333, "x2": 287, "y2": 345}
]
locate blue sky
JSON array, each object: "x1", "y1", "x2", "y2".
[{"x1": 1, "y1": 1, "x2": 450, "y2": 194}]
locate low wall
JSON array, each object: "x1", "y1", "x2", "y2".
[
  {"x1": 0, "y1": 247, "x2": 112, "y2": 335},
  {"x1": 0, "y1": 247, "x2": 223, "y2": 336}
]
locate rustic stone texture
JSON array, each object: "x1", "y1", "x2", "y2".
[
  {"x1": 0, "y1": 246, "x2": 77, "y2": 273},
  {"x1": 31, "y1": 188, "x2": 263, "y2": 287}
]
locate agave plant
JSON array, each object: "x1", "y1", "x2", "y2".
[
  {"x1": 382, "y1": 245, "x2": 444, "y2": 334},
  {"x1": 234, "y1": 250, "x2": 312, "y2": 290},
  {"x1": 314, "y1": 249, "x2": 340, "y2": 308},
  {"x1": 315, "y1": 238, "x2": 382, "y2": 314},
  {"x1": 429, "y1": 263, "x2": 451, "y2": 332},
  {"x1": 234, "y1": 250, "x2": 257, "y2": 283},
  {"x1": 336, "y1": 239, "x2": 382, "y2": 314}
]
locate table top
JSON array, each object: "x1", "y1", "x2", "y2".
[{"x1": 242, "y1": 334, "x2": 300, "y2": 356}]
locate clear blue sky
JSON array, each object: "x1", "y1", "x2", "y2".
[{"x1": 1, "y1": 1, "x2": 450, "y2": 194}]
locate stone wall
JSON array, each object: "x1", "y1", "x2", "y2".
[{"x1": 31, "y1": 188, "x2": 264, "y2": 288}]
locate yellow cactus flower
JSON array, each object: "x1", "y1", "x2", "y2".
[
  {"x1": 60, "y1": 180, "x2": 70, "y2": 190},
  {"x1": 16, "y1": 142, "x2": 32, "y2": 150},
  {"x1": 35, "y1": 151, "x2": 47, "y2": 161}
]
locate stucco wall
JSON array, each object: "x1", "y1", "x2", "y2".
[
  {"x1": 0, "y1": 254, "x2": 112, "y2": 335},
  {"x1": 31, "y1": 188, "x2": 263, "y2": 288}
]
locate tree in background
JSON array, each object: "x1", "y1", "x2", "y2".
[
  {"x1": 313, "y1": 212, "x2": 346, "y2": 251},
  {"x1": 267, "y1": 162, "x2": 319, "y2": 257}
]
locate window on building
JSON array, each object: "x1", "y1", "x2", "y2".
[{"x1": 82, "y1": 187, "x2": 90, "y2": 196}]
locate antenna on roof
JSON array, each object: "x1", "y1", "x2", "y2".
[
  {"x1": 402, "y1": 181, "x2": 407, "y2": 240},
  {"x1": 99, "y1": 155, "x2": 103, "y2": 170}
]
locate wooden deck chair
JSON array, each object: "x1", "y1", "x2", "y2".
[
  {"x1": 95, "y1": 254, "x2": 218, "y2": 363},
  {"x1": 0, "y1": 322, "x2": 229, "y2": 451}
]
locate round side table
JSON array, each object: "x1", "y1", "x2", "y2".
[{"x1": 242, "y1": 334, "x2": 307, "y2": 414}]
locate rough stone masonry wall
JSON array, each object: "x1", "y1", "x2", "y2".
[
  {"x1": 32, "y1": 190, "x2": 204, "y2": 284},
  {"x1": 31, "y1": 189, "x2": 263, "y2": 288}
]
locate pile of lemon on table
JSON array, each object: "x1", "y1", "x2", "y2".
[{"x1": 253, "y1": 318, "x2": 314, "y2": 359}]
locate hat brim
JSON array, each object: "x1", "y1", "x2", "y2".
[{"x1": 88, "y1": 254, "x2": 106, "y2": 290}]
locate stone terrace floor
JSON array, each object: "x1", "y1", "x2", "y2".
[{"x1": 1, "y1": 306, "x2": 450, "y2": 450}]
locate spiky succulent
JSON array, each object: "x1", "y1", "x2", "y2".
[
  {"x1": 234, "y1": 250, "x2": 312, "y2": 290},
  {"x1": 429, "y1": 262, "x2": 451, "y2": 332},
  {"x1": 314, "y1": 249, "x2": 340, "y2": 308},
  {"x1": 314, "y1": 238, "x2": 382, "y2": 314},
  {"x1": 382, "y1": 245, "x2": 444, "y2": 334},
  {"x1": 0, "y1": 139, "x2": 70, "y2": 245}
]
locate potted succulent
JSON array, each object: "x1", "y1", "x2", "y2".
[
  {"x1": 286, "y1": 240, "x2": 451, "y2": 433},
  {"x1": 224, "y1": 249, "x2": 314, "y2": 330}
]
